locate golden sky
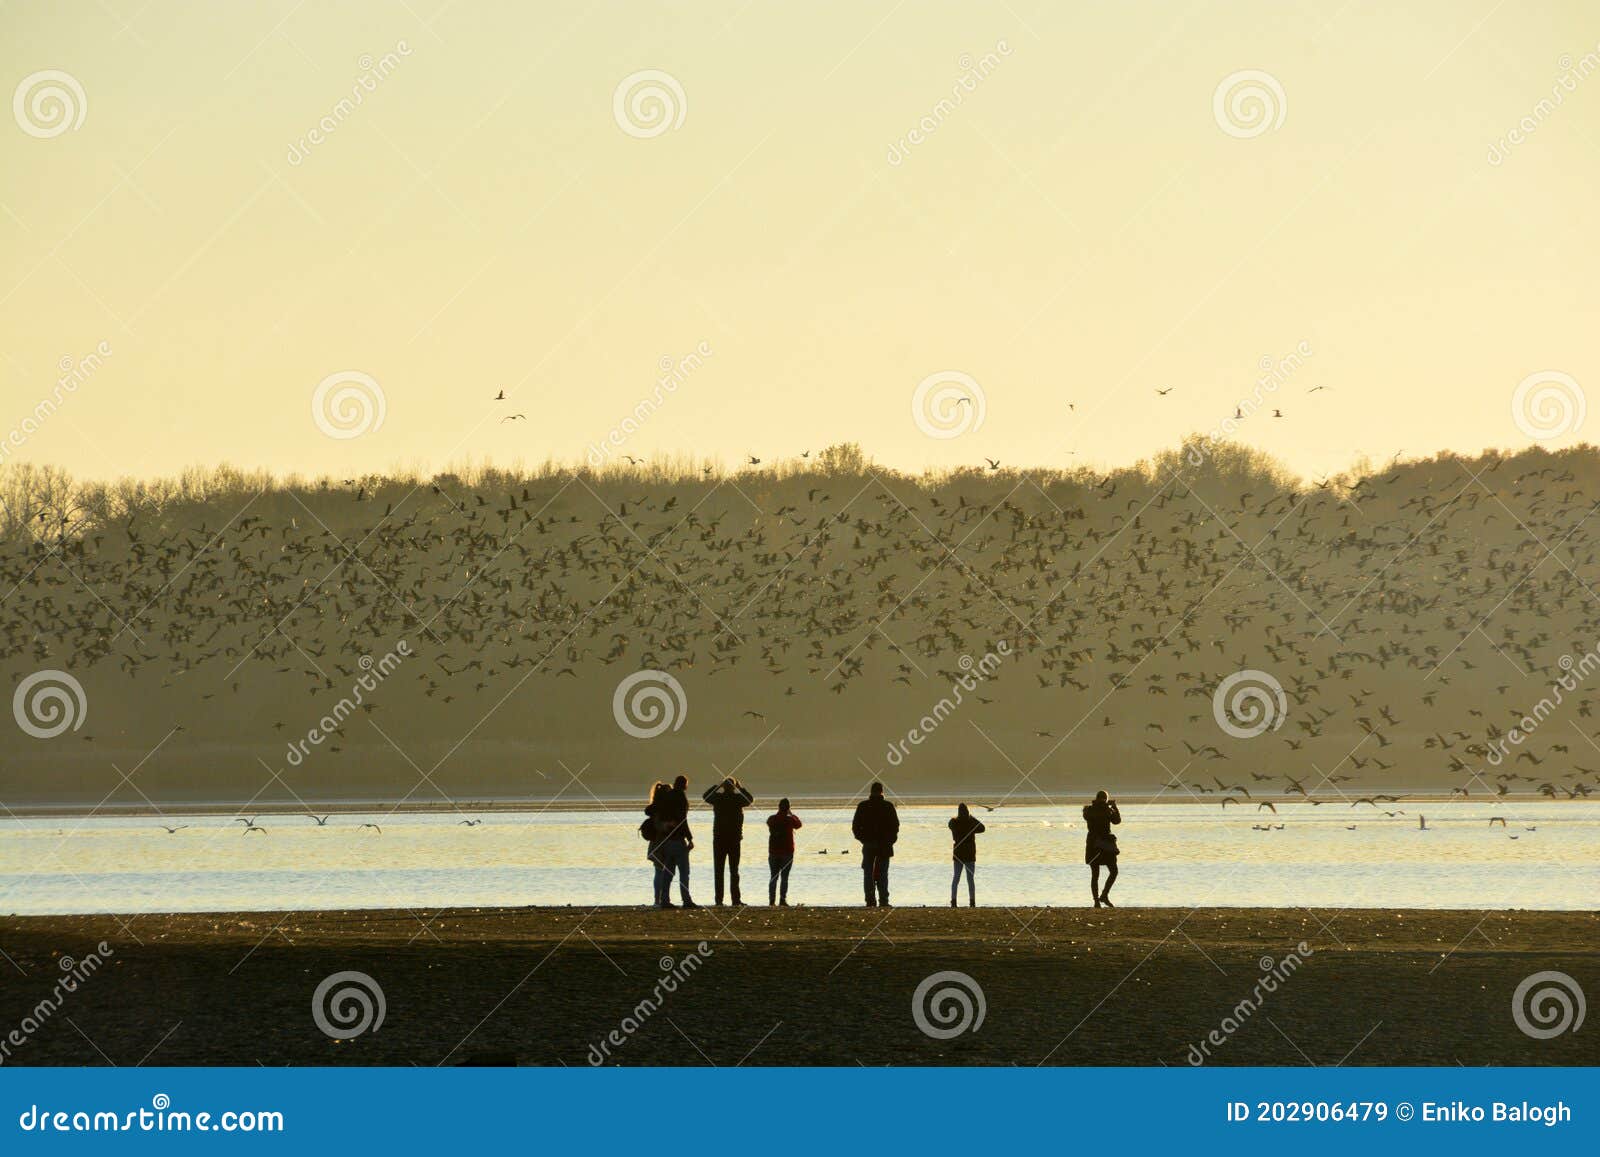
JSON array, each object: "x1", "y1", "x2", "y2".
[{"x1": 3, "y1": 1, "x2": 1597, "y2": 482}]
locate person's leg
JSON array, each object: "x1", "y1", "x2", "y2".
[
  {"x1": 728, "y1": 840, "x2": 742, "y2": 905},
  {"x1": 1090, "y1": 863, "x2": 1102, "y2": 907},
  {"x1": 950, "y1": 859, "x2": 961, "y2": 907},
  {"x1": 768, "y1": 856, "x2": 780, "y2": 905},
  {"x1": 964, "y1": 860, "x2": 976, "y2": 906},
  {"x1": 676, "y1": 842, "x2": 695, "y2": 905},
  {"x1": 1100, "y1": 861, "x2": 1118, "y2": 905},
  {"x1": 712, "y1": 841, "x2": 727, "y2": 905},
  {"x1": 652, "y1": 850, "x2": 670, "y2": 906},
  {"x1": 877, "y1": 856, "x2": 890, "y2": 906},
  {"x1": 778, "y1": 858, "x2": 792, "y2": 904},
  {"x1": 862, "y1": 848, "x2": 876, "y2": 906}
]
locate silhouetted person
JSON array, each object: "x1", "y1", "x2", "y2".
[
  {"x1": 702, "y1": 776, "x2": 754, "y2": 906},
  {"x1": 643, "y1": 780, "x2": 673, "y2": 907},
  {"x1": 851, "y1": 782, "x2": 899, "y2": 908},
  {"x1": 646, "y1": 774, "x2": 697, "y2": 908},
  {"x1": 948, "y1": 802, "x2": 986, "y2": 907},
  {"x1": 1083, "y1": 789, "x2": 1121, "y2": 907},
  {"x1": 766, "y1": 797, "x2": 802, "y2": 906}
]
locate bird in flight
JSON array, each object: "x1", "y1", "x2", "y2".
[
  {"x1": 1155, "y1": 387, "x2": 1173, "y2": 396},
  {"x1": 359, "y1": 823, "x2": 382, "y2": 834},
  {"x1": 502, "y1": 414, "x2": 527, "y2": 423},
  {"x1": 494, "y1": 389, "x2": 506, "y2": 400}
]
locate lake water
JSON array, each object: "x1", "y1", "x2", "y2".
[{"x1": 2, "y1": 801, "x2": 1595, "y2": 914}]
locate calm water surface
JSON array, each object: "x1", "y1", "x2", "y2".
[{"x1": 2, "y1": 802, "x2": 1595, "y2": 914}]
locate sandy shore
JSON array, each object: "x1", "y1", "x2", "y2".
[{"x1": 1, "y1": 907, "x2": 1594, "y2": 1066}]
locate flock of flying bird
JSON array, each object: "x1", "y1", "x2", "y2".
[{"x1": 4, "y1": 444, "x2": 1599, "y2": 833}]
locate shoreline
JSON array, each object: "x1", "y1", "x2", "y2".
[{"x1": 2, "y1": 907, "x2": 1594, "y2": 1066}]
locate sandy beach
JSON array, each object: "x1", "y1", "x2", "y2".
[{"x1": 1, "y1": 907, "x2": 1593, "y2": 1067}]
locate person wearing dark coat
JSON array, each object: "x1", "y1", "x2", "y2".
[
  {"x1": 702, "y1": 776, "x2": 754, "y2": 906},
  {"x1": 1082, "y1": 790, "x2": 1122, "y2": 908},
  {"x1": 948, "y1": 803, "x2": 986, "y2": 907},
  {"x1": 646, "y1": 774, "x2": 697, "y2": 908},
  {"x1": 851, "y1": 782, "x2": 900, "y2": 908}
]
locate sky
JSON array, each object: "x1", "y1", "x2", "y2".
[{"x1": 2, "y1": 0, "x2": 1598, "y2": 484}]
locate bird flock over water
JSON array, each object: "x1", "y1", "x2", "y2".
[{"x1": 3, "y1": 443, "x2": 1599, "y2": 818}]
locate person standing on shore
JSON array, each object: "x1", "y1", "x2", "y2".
[
  {"x1": 1083, "y1": 790, "x2": 1121, "y2": 908},
  {"x1": 948, "y1": 803, "x2": 986, "y2": 907},
  {"x1": 643, "y1": 781, "x2": 673, "y2": 907},
  {"x1": 702, "y1": 776, "x2": 754, "y2": 906},
  {"x1": 648, "y1": 774, "x2": 698, "y2": 909},
  {"x1": 766, "y1": 798, "x2": 802, "y2": 906},
  {"x1": 852, "y1": 782, "x2": 900, "y2": 908}
]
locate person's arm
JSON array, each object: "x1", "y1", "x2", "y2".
[
  {"x1": 701, "y1": 784, "x2": 719, "y2": 804},
  {"x1": 851, "y1": 803, "x2": 865, "y2": 841},
  {"x1": 791, "y1": 815, "x2": 803, "y2": 830},
  {"x1": 974, "y1": 821, "x2": 986, "y2": 835},
  {"x1": 1109, "y1": 804, "x2": 1122, "y2": 825},
  {"x1": 887, "y1": 803, "x2": 900, "y2": 844},
  {"x1": 737, "y1": 786, "x2": 754, "y2": 806}
]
